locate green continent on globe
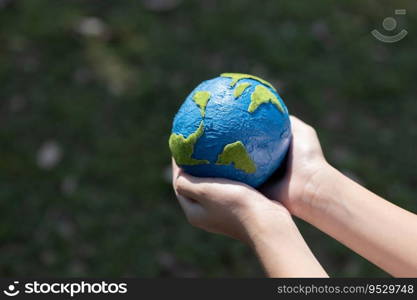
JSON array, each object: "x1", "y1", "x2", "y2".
[
  {"x1": 192, "y1": 91, "x2": 211, "y2": 117},
  {"x1": 216, "y1": 141, "x2": 256, "y2": 174},
  {"x1": 233, "y1": 83, "x2": 251, "y2": 98},
  {"x1": 221, "y1": 73, "x2": 276, "y2": 91},
  {"x1": 169, "y1": 121, "x2": 209, "y2": 166},
  {"x1": 248, "y1": 85, "x2": 284, "y2": 113}
]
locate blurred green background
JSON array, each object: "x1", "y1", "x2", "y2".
[{"x1": 1, "y1": 0, "x2": 416, "y2": 277}]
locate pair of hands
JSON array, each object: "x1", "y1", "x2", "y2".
[
  {"x1": 173, "y1": 118, "x2": 417, "y2": 277},
  {"x1": 172, "y1": 116, "x2": 330, "y2": 244}
]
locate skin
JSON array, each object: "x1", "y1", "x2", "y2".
[
  {"x1": 265, "y1": 116, "x2": 417, "y2": 277},
  {"x1": 172, "y1": 116, "x2": 417, "y2": 277},
  {"x1": 172, "y1": 161, "x2": 328, "y2": 277}
]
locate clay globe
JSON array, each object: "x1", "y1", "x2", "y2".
[{"x1": 169, "y1": 73, "x2": 291, "y2": 187}]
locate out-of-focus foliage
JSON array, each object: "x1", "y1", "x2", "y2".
[{"x1": 0, "y1": 0, "x2": 416, "y2": 277}]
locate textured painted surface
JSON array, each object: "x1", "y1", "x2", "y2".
[
  {"x1": 221, "y1": 72, "x2": 276, "y2": 90},
  {"x1": 169, "y1": 121, "x2": 209, "y2": 165},
  {"x1": 234, "y1": 83, "x2": 251, "y2": 98},
  {"x1": 248, "y1": 85, "x2": 284, "y2": 113},
  {"x1": 192, "y1": 91, "x2": 211, "y2": 117},
  {"x1": 216, "y1": 141, "x2": 256, "y2": 174},
  {"x1": 170, "y1": 74, "x2": 291, "y2": 187}
]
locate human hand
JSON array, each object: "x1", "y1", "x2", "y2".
[
  {"x1": 262, "y1": 116, "x2": 333, "y2": 218},
  {"x1": 172, "y1": 159, "x2": 292, "y2": 244},
  {"x1": 264, "y1": 116, "x2": 417, "y2": 277},
  {"x1": 172, "y1": 158, "x2": 328, "y2": 277}
]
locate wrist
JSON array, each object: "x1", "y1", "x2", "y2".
[
  {"x1": 242, "y1": 201, "x2": 297, "y2": 247},
  {"x1": 295, "y1": 162, "x2": 348, "y2": 222}
]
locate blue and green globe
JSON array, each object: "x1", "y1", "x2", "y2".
[{"x1": 169, "y1": 73, "x2": 291, "y2": 187}]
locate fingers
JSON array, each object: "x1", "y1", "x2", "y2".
[
  {"x1": 176, "y1": 192, "x2": 204, "y2": 218},
  {"x1": 289, "y1": 115, "x2": 301, "y2": 124},
  {"x1": 174, "y1": 172, "x2": 218, "y2": 203},
  {"x1": 290, "y1": 115, "x2": 313, "y2": 133},
  {"x1": 174, "y1": 169, "x2": 255, "y2": 205},
  {"x1": 171, "y1": 159, "x2": 207, "y2": 223},
  {"x1": 171, "y1": 158, "x2": 180, "y2": 186},
  {"x1": 290, "y1": 115, "x2": 319, "y2": 143},
  {"x1": 289, "y1": 116, "x2": 324, "y2": 160},
  {"x1": 172, "y1": 158, "x2": 204, "y2": 200},
  {"x1": 172, "y1": 158, "x2": 207, "y2": 207},
  {"x1": 172, "y1": 158, "x2": 195, "y2": 206}
]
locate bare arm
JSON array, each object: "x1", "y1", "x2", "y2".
[
  {"x1": 247, "y1": 210, "x2": 328, "y2": 277},
  {"x1": 300, "y1": 165, "x2": 417, "y2": 277},
  {"x1": 172, "y1": 160, "x2": 328, "y2": 277},
  {"x1": 267, "y1": 116, "x2": 417, "y2": 277}
]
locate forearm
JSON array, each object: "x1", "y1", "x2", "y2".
[
  {"x1": 247, "y1": 213, "x2": 328, "y2": 278},
  {"x1": 299, "y1": 164, "x2": 417, "y2": 277}
]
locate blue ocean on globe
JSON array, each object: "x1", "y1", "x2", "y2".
[{"x1": 169, "y1": 73, "x2": 291, "y2": 187}]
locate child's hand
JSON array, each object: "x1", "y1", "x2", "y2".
[
  {"x1": 263, "y1": 116, "x2": 331, "y2": 218},
  {"x1": 172, "y1": 158, "x2": 328, "y2": 277},
  {"x1": 265, "y1": 116, "x2": 417, "y2": 277},
  {"x1": 172, "y1": 159, "x2": 291, "y2": 244}
]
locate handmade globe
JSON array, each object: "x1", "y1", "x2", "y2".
[{"x1": 169, "y1": 73, "x2": 291, "y2": 187}]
